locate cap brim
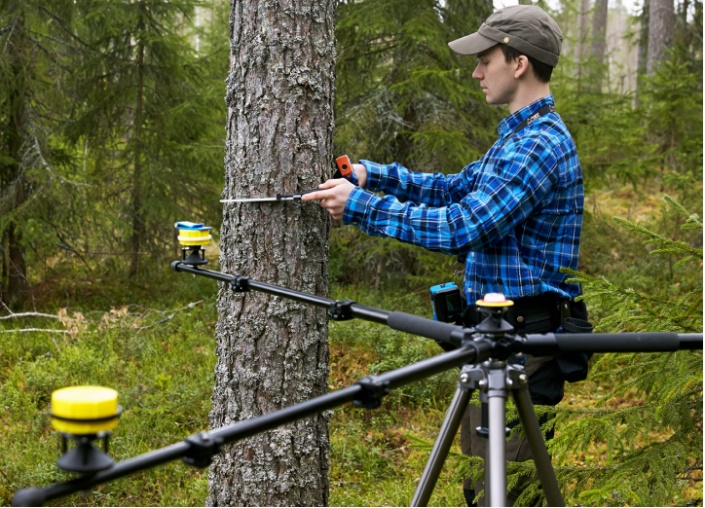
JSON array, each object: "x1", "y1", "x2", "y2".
[{"x1": 448, "y1": 32, "x2": 498, "y2": 55}]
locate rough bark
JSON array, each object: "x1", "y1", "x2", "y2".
[
  {"x1": 647, "y1": 0, "x2": 675, "y2": 74},
  {"x1": 208, "y1": 0, "x2": 336, "y2": 505}
]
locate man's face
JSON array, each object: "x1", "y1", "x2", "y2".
[{"x1": 472, "y1": 45, "x2": 517, "y2": 106}]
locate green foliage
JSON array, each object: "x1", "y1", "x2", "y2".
[
  {"x1": 1, "y1": 0, "x2": 228, "y2": 306},
  {"x1": 0, "y1": 0, "x2": 79, "y2": 303},
  {"x1": 336, "y1": 0, "x2": 497, "y2": 168},
  {"x1": 330, "y1": 225, "x2": 458, "y2": 290},
  {"x1": 639, "y1": 49, "x2": 704, "y2": 185},
  {"x1": 0, "y1": 299, "x2": 217, "y2": 506},
  {"x1": 549, "y1": 196, "x2": 703, "y2": 506},
  {"x1": 571, "y1": 196, "x2": 702, "y2": 332},
  {"x1": 64, "y1": 0, "x2": 227, "y2": 277},
  {"x1": 549, "y1": 27, "x2": 703, "y2": 200},
  {"x1": 369, "y1": 331, "x2": 458, "y2": 408},
  {"x1": 560, "y1": 93, "x2": 661, "y2": 191}
]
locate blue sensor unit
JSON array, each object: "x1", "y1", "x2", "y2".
[{"x1": 430, "y1": 282, "x2": 463, "y2": 324}]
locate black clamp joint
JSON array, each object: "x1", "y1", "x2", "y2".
[
  {"x1": 353, "y1": 375, "x2": 390, "y2": 410},
  {"x1": 182, "y1": 431, "x2": 223, "y2": 468},
  {"x1": 230, "y1": 276, "x2": 250, "y2": 293},
  {"x1": 330, "y1": 299, "x2": 355, "y2": 321}
]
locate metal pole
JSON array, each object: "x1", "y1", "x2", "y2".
[
  {"x1": 486, "y1": 363, "x2": 508, "y2": 507},
  {"x1": 411, "y1": 384, "x2": 473, "y2": 507}
]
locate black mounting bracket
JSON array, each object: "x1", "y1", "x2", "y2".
[
  {"x1": 330, "y1": 300, "x2": 356, "y2": 321},
  {"x1": 230, "y1": 276, "x2": 251, "y2": 293},
  {"x1": 182, "y1": 432, "x2": 224, "y2": 469},
  {"x1": 353, "y1": 375, "x2": 390, "y2": 410}
]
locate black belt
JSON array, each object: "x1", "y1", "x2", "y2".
[{"x1": 463, "y1": 293, "x2": 571, "y2": 334}]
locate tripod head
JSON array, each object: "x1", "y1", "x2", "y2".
[
  {"x1": 474, "y1": 293, "x2": 515, "y2": 336},
  {"x1": 471, "y1": 294, "x2": 529, "y2": 363},
  {"x1": 474, "y1": 294, "x2": 517, "y2": 357}
]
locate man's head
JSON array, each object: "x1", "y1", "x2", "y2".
[{"x1": 448, "y1": 5, "x2": 563, "y2": 79}]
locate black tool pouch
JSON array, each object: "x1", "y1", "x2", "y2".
[{"x1": 557, "y1": 302, "x2": 594, "y2": 383}]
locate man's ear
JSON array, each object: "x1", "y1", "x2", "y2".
[{"x1": 514, "y1": 55, "x2": 530, "y2": 79}]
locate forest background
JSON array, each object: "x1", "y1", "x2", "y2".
[{"x1": 0, "y1": 0, "x2": 702, "y2": 506}]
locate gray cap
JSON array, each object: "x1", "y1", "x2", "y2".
[{"x1": 448, "y1": 5, "x2": 563, "y2": 67}]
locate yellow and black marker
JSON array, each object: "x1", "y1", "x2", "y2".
[
  {"x1": 174, "y1": 221, "x2": 212, "y2": 265},
  {"x1": 49, "y1": 386, "x2": 122, "y2": 473}
]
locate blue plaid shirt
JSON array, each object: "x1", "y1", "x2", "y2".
[{"x1": 342, "y1": 95, "x2": 583, "y2": 306}]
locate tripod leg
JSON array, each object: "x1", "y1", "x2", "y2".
[
  {"x1": 411, "y1": 384, "x2": 473, "y2": 507},
  {"x1": 511, "y1": 374, "x2": 564, "y2": 507},
  {"x1": 486, "y1": 367, "x2": 507, "y2": 507}
]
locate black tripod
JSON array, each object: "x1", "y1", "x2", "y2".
[{"x1": 412, "y1": 303, "x2": 563, "y2": 507}]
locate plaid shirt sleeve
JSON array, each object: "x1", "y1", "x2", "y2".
[
  {"x1": 359, "y1": 160, "x2": 481, "y2": 207},
  {"x1": 343, "y1": 139, "x2": 561, "y2": 256}
]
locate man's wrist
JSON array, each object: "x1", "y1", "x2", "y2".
[{"x1": 352, "y1": 163, "x2": 367, "y2": 188}]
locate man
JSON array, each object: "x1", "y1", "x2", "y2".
[{"x1": 304, "y1": 5, "x2": 589, "y2": 506}]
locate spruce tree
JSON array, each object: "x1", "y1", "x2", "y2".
[
  {"x1": 548, "y1": 196, "x2": 703, "y2": 506},
  {"x1": 1, "y1": 0, "x2": 229, "y2": 299},
  {"x1": 0, "y1": 0, "x2": 78, "y2": 307},
  {"x1": 67, "y1": 0, "x2": 226, "y2": 278}
]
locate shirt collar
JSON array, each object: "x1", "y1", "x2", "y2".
[{"x1": 498, "y1": 95, "x2": 555, "y2": 138}]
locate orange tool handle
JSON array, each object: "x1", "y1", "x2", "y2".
[{"x1": 334, "y1": 155, "x2": 353, "y2": 179}]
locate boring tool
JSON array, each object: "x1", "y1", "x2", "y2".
[{"x1": 220, "y1": 155, "x2": 354, "y2": 204}]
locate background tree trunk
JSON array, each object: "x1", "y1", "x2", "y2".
[
  {"x1": 589, "y1": 0, "x2": 609, "y2": 92},
  {"x1": 635, "y1": 0, "x2": 650, "y2": 104},
  {"x1": 129, "y1": 34, "x2": 146, "y2": 278},
  {"x1": 576, "y1": 0, "x2": 592, "y2": 91},
  {"x1": 1, "y1": 8, "x2": 30, "y2": 307},
  {"x1": 208, "y1": 0, "x2": 336, "y2": 505},
  {"x1": 647, "y1": 0, "x2": 675, "y2": 74}
]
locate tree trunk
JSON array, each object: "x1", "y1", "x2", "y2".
[
  {"x1": 647, "y1": 0, "x2": 675, "y2": 74},
  {"x1": 635, "y1": 0, "x2": 650, "y2": 105},
  {"x1": 589, "y1": 0, "x2": 609, "y2": 92},
  {"x1": 129, "y1": 3, "x2": 147, "y2": 278},
  {"x1": 208, "y1": 0, "x2": 336, "y2": 505},
  {"x1": 576, "y1": 0, "x2": 592, "y2": 91},
  {"x1": 1, "y1": 9, "x2": 30, "y2": 307}
]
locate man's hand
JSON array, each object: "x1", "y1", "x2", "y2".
[
  {"x1": 352, "y1": 163, "x2": 367, "y2": 188},
  {"x1": 302, "y1": 179, "x2": 356, "y2": 220}
]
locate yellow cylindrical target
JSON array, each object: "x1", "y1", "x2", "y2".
[
  {"x1": 51, "y1": 386, "x2": 121, "y2": 435},
  {"x1": 175, "y1": 221, "x2": 212, "y2": 247}
]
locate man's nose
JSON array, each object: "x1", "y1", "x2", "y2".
[{"x1": 472, "y1": 65, "x2": 482, "y2": 79}]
